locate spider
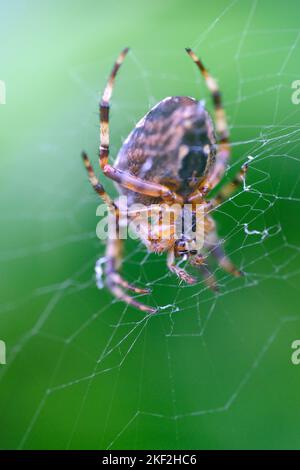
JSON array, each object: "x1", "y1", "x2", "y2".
[{"x1": 82, "y1": 48, "x2": 248, "y2": 314}]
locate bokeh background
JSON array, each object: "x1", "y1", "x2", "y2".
[{"x1": 1, "y1": 0, "x2": 300, "y2": 450}]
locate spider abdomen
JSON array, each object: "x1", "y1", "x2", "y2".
[{"x1": 114, "y1": 96, "x2": 216, "y2": 204}]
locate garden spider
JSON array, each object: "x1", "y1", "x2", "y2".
[{"x1": 82, "y1": 48, "x2": 247, "y2": 313}]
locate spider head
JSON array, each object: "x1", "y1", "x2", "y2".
[{"x1": 174, "y1": 238, "x2": 198, "y2": 257}]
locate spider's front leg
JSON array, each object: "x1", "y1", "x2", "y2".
[{"x1": 82, "y1": 151, "x2": 116, "y2": 211}]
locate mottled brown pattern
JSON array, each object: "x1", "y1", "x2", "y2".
[{"x1": 115, "y1": 96, "x2": 216, "y2": 205}]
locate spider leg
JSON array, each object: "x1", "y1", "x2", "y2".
[
  {"x1": 81, "y1": 151, "x2": 116, "y2": 211},
  {"x1": 167, "y1": 250, "x2": 197, "y2": 285},
  {"x1": 188, "y1": 161, "x2": 248, "y2": 207},
  {"x1": 189, "y1": 254, "x2": 219, "y2": 291},
  {"x1": 197, "y1": 263, "x2": 219, "y2": 292},
  {"x1": 105, "y1": 235, "x2": 157, "y2": 314},
  {"x1": 109, "y1": 272, "x2": 150, "y2": 294},
  {"x1": 189, "y1": 165, "x2": 247, "y2": 277},
  {"x1": 185, "y1": 48, "x2": 230, "y2": 197},
  {"x1": 99, "y1": 47, "x2": 129, "y2": 168},
  {"x1": 205, "y1": 232, "x2": 243, "y2": 277},
  {"x1": 83, "y1": 152, "x2": 157, "y2": 313},
  {"x1": 102, "y1": 167, "x2": 183, "y2": 204},
  {"x1": 212, "y1": 246, "x2": 243, "y2": 277},
  {"x1": 212, "y1": 162, "x2": 248, "y2": 207},
  {"x1": 98, "y1": 48, "x2": 183, "y2": 205}
]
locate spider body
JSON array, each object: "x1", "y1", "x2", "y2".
[
  {"x1": 82, "y1": 48, "x2": 247, "y2": 313},
  {"x1": 115, "y1": 96, "x2": 217, "y2": 205}
]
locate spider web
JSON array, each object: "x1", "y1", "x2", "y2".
[{"x1": 1, "y1": 0, "x2": 300, "y2": 450}]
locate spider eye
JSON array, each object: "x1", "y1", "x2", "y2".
[{"x1": 175, "y1": 240, "x2": 188, "y2": 255}]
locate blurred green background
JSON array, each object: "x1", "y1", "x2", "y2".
[{"x1": 1, "y1": 0, "x2": 300, "y2": 450}]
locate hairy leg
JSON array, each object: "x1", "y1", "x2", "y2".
[
  {"x1": 98, "y1": 48, "x2": 183, "y2": 205},
  {"x1": 186, "y1": 48, "x2": 230, "y2": 198},
  {"x1": 104, "y1": 226, "x2": 156, "y2": 314},
  {"x1": 167, "y1": 250, "x2": 197, "y2": 285}
]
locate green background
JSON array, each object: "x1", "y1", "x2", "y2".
[{"x1": 1, "y1": 0, "x2": 300, "y2": 450}]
